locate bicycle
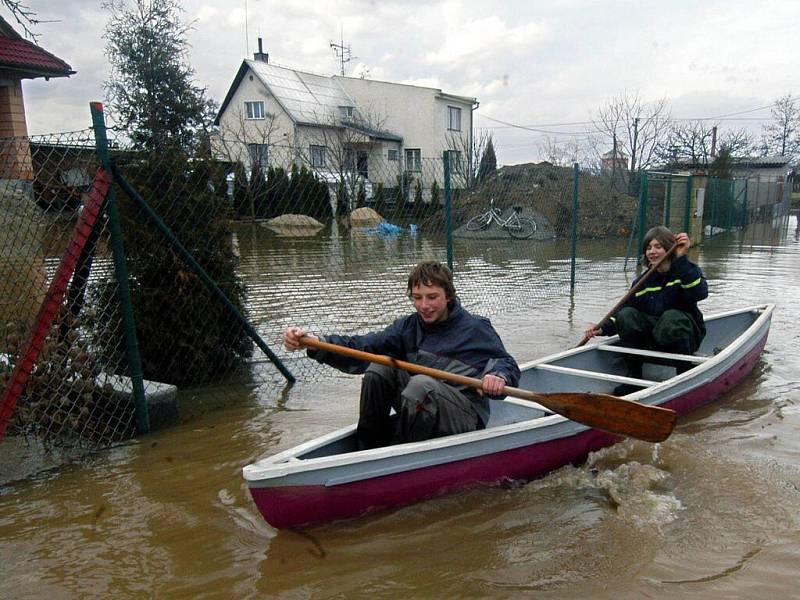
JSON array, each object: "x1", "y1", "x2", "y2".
[{"x1": 466, "y1": 198, "x2": 537, "y2": 239}]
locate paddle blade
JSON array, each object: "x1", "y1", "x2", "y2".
[{"x1": 533, "y1": 392, "x2": 677, "y2": 443}]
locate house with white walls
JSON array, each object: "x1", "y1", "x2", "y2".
[{"x1": 212, "y1": 41, "x2": 478, "y2": 199}]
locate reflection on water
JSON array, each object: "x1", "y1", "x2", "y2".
[{"x1": 0, "y1": 214, "x2": 799, "y2": 598}]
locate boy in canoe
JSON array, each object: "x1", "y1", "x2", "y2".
[
  {"x1": 283, "y1": 261, "x2": 520, "y2": 449},
  {"x1": 584, "y1": 226, "x2": 708, "y2": 393}
]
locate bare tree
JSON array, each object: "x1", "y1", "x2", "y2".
[
  {"x1": 446, "y1": 128, "x2": 491, "y2": 188},
  {"x1": 717, "y1": 127, "x2": 755, "y2": 156},
  {"x1": 656, "y1": 121, "x2": 755, "y2": 170},
  {"x1": 657, "y1": 121, "x2": 715, "y2": 168},
  {"x1": 212, "y1": 107, "x2": 284, "y2": 220},
  {"x1": 759, "y1": 94, "x2": 800, "y2": 162},
  {"x1": 593, "y1": 91, "x2": 671, "y2": 192},
  {"x1": 299, "y1": 108, "x2": 393, "y2": 220},
  {"x1": 2, "y1": 0, "x2": 41, "y2": 40},
  {"x1": 539, "y1": 135, "x2": 583, "y2": 167}
]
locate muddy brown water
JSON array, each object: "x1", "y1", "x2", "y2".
[{"x1": 1, "y1": 215, "x2": 799, "y2": 599}]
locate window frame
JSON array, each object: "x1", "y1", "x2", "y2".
[
  {"x1": 309, "y1": 145, "x2": 327, "y2": 168},
  {"x1": 447, "y1": 106, "x2": 462, "y2": 131},
  {"x1": 245, "y1": 101, "x2": 265, "y2": 120},
  {"x1": 248, "y1": 143, "x2": 269, "y2": 169},
  {"x1": 405, "y1": 148, "x2": 421, "y2": 172}
]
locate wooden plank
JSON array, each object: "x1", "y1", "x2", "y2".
[
  {"x1": 597, "y1": 345, "x2": 708, "y2": 363},
  {"x1": 535, "y1": 363, "x2": 657, "y2": 387}
]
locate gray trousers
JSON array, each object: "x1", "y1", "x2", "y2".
[{"x1": 357, "y1": 363, "x2": 480, "y2": 449}]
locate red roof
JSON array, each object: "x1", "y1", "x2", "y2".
[{"x1": 0, "y1": 17, "x2": 74, "y2": 78}]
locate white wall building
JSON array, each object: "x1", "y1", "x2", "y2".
[{"x1": 212, "y1": 44, "x2": 478, "y2": 198}]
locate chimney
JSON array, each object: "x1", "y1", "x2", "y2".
[{"x1": 253, "y1": 38, "x2": 269, "y2": 63}]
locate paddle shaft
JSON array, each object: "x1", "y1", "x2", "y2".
[
  {"x1": 300, "y1": 336, "x2": 676, "y2": 443},
  {"x1": 577, "y1": 243, "x2": 680, "y2": 347}
]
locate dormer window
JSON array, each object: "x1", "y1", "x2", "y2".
[{"x1": 338, "y1": 106, "x2": 354, "y2": 119}]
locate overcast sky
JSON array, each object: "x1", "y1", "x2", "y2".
[{"x1": 12, "y1": 0, "x2": 798, "y2": 164}]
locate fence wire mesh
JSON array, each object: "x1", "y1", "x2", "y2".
[
  {"x1": 1, "y1": 119, "x2": 793, "y2": 468},
  {"x1": 1, "y1": 130, "x2": 137, "y2": 453}
]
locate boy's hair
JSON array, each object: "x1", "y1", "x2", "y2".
[
  {"x1": 407, "y1": 261, "x2": 456, "y2": 300},
  {"x1": 641, "y1": 225, "x2": 675, "y2": 267}
]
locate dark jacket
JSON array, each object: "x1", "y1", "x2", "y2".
[
  {"x1": 602, "y1": 254, "x2": 708, "y2": 337},
  {"x1": 309, "y1": 300, "x2": 520, "y2": 426}
]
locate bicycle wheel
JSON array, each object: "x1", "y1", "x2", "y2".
[
  {"x1": 466, "y1": 213, "x2": 491, "y2": 231},
  {"x1": 507, "y1": 217, "x2": 536, "y2": 239}
]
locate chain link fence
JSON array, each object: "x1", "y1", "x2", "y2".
[
  {"x1": 1, "y1": 111, "x2": 793, "y2": 466},
  {"x1": 1, "y1": 130, "x2": 137, "y2": 458}
]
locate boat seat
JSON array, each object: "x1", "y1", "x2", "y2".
[
  {"x1": 597, "y1": 345, "x2": 709, "y2": 364},
  {"x1": 534, "y1": 363, "x2": 657, "y2": 387}
]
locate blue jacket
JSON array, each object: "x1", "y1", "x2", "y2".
[
  {"x1": 309, "y1": 300, "x2": 520, "y2": 426},
  {"x1": 602, "y1": 254, "x2": 708, "y2": 337}
]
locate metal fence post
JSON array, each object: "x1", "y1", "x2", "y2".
[
  {"x1": 637, "y1": 170, "x2": 649, "y2": 258},
  {"x1": 443, "y1": 151, "x2": 454, "y2": 271},
  {"x1": 664, "y1": 174, "x2": 673, "y2": 228},
  {"x1": 90, "y1": 102, "x2": 150, "y2": 434},
  {"x1": 684, "y1": 175, "x2": 693, "y2": 232},
  {"x1": 570, "y1": 163, "x2": 579, "y2": 294},
  {"x1": 743, "y1": 179, "x2": 749, "y2": 226}
]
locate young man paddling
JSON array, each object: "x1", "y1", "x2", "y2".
[
  {"x1": 283, "y1": 261, "x2": 520, "y2": 449},
  {"x1": 584, "y1": 226, "x2": 708, "y2": 394}
]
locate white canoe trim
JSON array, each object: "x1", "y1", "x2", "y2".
[
  {"x1": 534, "y1": 363, "x2": 658, "y2": 387},
  {"x1": 243, "y1": 304, "x2": 775, "y2": 485},
  {"x1": 597, "y1": 346, "x2": 709, "y2": 363}
]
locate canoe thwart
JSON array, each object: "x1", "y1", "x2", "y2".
[{"x1": 597, "y1": 345, "x2": 709, "y2": 364}]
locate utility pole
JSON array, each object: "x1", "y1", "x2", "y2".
[
  {"x1": 710, "y1": 125, "x2": 718, "y2": 158},
  {"x1": 330, "y1": 26, "x2": 352, "y2": 76}
]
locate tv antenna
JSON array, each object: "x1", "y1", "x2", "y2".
[{"x1": 330, "y1": 26, "x2": 353, "y2": 76}]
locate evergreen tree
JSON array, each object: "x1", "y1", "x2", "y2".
[
  {"x1": 429, "y1": 180, "x2": 441, "y2": 215},
  {"x1": 335, "y1": 179, "x2": 349, "y2": 217},
  {"x1": 250, "y1": 163, "x2": 268, "y2": 218},
  {"x1": 103, "y1": 0, "x2": 216, "y2": 153},
  {"x1": 477, "y1": 137, "x2": 497, "y2": 183},
  {"x1": 98, "y1": 0, "x2": 251, "y2": 385},
  {"x1": 232, "y1": 162, "x2": 249, "y2": 218},
  {"x1": 372, "y1": 183, "x2": 385, "y2": 216},
  {"x1": 357, "y1": 181, "x2": 367, "y2": 208}
]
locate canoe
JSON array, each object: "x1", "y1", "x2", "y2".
[{"x1": 243, "y1": 304, "x2": 774, "y2": 529}]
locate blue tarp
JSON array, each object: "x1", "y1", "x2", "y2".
[{"x1": 361, "y1": 220, "x2": 408, "y2": 237}]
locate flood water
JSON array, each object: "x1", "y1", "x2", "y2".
[{"x1": 1, "y1": 214, "x2": 799, "y2": 599}]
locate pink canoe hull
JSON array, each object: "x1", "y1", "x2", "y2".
[{"x1": 249, "y1": 331, "x2": 768, "y2": 529}]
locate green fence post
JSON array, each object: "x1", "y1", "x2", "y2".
[
  {"x1": 90, "y1": 102, "x2": 150, "y2": 434},
  {"x1": 443, "y1": 151, "x2": 454, "y2": 271},
  {"x1": 112, "y1": 170, "x2": 296, "y2": 385},
  {"x1": 664, "y1": 174, "x2": 672, "y2": 228},
  {"x1": 743, "y1": 179, "x2": 749, "y2": 227},
  {"x1": 637, "y1": 170, "x2": 649, "y2": 258},
  {"x1": 570, "y1": 163, "x2": 579, "y2": 294},
  {"x1": 684, "y1": 175, "x2": 693, "y2": 232}
]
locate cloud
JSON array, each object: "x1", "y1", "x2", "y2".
[{"x1": 423, "y1": 16, "x2": 545, "y2": 66}]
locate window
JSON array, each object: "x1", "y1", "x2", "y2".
[
  {"x1": 387, "y1": 149, "x2": 398, "y2": 161},
  {"x1": 248, "y1": 143, "x2": 269, "y2": 169},
  {"x1": 245, "y1": 101, "x2": 265, "y2": 120},
  {"x1": 447, "y1": 106, "x2": 461, "y2": 131},
  {"x1": 405, "y1": 148, "x2": 421, "y2": 172},
  {"x1": 344, "y1": 149, "x2": 368, "y2": 178},
  {"x1": 310, "y1": 145, "x2": 326, "y2": 168},
  {"x1": 338, "y1": 105, "x2": 354, "y2": 119}
]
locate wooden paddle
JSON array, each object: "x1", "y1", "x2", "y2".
[
  {"x1": 576, "y1": 242, "x2": 680, "y2": 347},
  {"x1": 300, "y1": 336, "x2": 677, "y2": 443}
]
